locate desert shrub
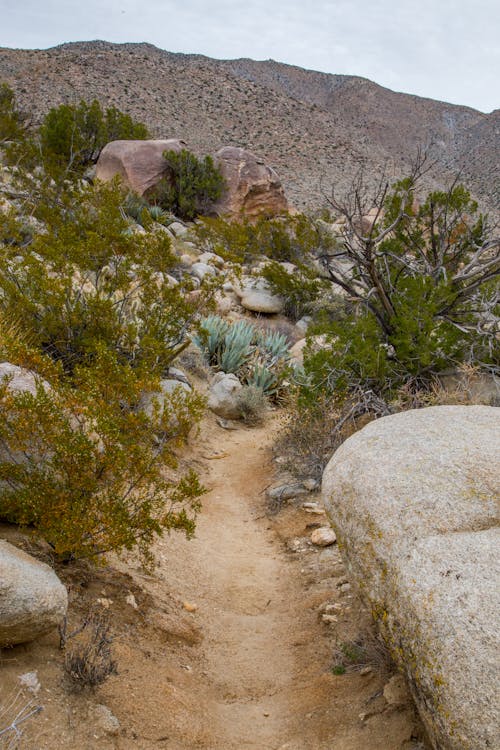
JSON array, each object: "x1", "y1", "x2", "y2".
[
  {"x1": 193, "y1": 213, "x2": 336, "y2": 264},
  {"x1": 235, "y1": 385, "x2": 269, "y2": 425},
  {"x1": 331, "y1": 633, "x2": 390, "y2": 675},
  {"x1": 260, "y1": 260, "x2": 328, "y2": 320},
  {"x1": 0, "y1": 179, "x2": 213, "y2": 565},
  {"x1": 38, "y1": 99, "x2": 149, "y2": 176},
  {"x1": 148, "y1": 149, "x2": 226, "y2": 221},
  {"x1": 0, "y1": 689, "x2": 42, "y2": 748},
  {"x1": 0, "y1": 342, "x2": 206, "y2": 564},
  {"x1": 0, "y1": 82, "x2": 27, "y2": 143},
  {"x1": 194, "y1": 315, "x2": 295, "y2": 398},
  {"x1": 0, "y1": 181, "x2": 214, "y2": 375},
  {"x1": 305, "y1": 170, "x2": 499, "y2": 403},
  {"x1": 63, "y1": 609, "x2": 117, "y2": 691}
]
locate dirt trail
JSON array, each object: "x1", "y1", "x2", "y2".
[
  {"x1": 0, "y1": 413, "x2": 427, "y2": 749},
  {"x1": 186, "y1": 423, "x2": 300, "y2": 749},
  {"x1": 153, "y1": 414, "x2": 427, "y2": 750}
]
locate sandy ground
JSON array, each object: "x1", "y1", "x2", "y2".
[{"x1": 0, "y1": 412, "x2": 429, "y2": 749}]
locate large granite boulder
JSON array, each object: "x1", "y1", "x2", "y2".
[
  {"x1": 207, "y1": 373, "x2": 243, "y2": 419},
  {"x1": 322, "y1": 405, "x2": 500, "y2": 750},
  {"x1": 0, "y1": 540, "x2": 68, "y2": 646},
  {"x1": 235, "y1": 279, "x2": 284, "y2": 314},
  {"x1": 212, "y1": 147, "x2": 288, "y2": 219},
  {"x1": 0, "y1": 362, "x2": 50, "y2": 396},
  {"x1": 95, "y1": 139, "x2": 186, "y2": 196}
]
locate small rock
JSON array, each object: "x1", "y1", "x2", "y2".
[
  {"x1": 125, "y1": 593, "x2": 138, "y2": 610},
  {"x1": 302, "y1": 478, "x2": 319, "y2": 492},
  {"x1": 191, "y1": 262, "x2": 216, "y2": 281},
  {"x1": 310, "y1": 527, "x2": 337, "y2": 547},
  {"x1": 19, "y1": 671, "x2": 41, "y2": 694},
  {"x1": 208, "y1": 372, "x2": 243, "y2": 419},
  {"x1": 360, "y1": 666, "x2": 373, "y2": 675},
  {"x1": 165, "y1": 274, "x2": 179, "y2": 288},
  {"x1": 383, "y1": 674, "x2": 411, "y2": 707},
  {"x1": 240, "y1": 288, "x2": 284, "y2": 314},
  {"x1": 216, "y1": 417, "x2": 240, "y2": 430},
  {"x1": 339, "y1": 583, "x2": 351, "y2": 593},
  {"x1": 267, "y1": 484, "x2": 310, "y2": 501},
  {"x1": 168, "y1": 221, "x2": 188, "y2": 237},
  {"x1": 93, "y1": 704, "x2": 121, "y2": 736},
  {"x1": 303, "y1": 502, "x2": 326, "y2": 515},
  {"x1": 321, "y1": 614, "x2": 338, "y2": 624},
  {"x1": 198, "y1": 251, "x2": 225, "y2": 268},
  {"x1": 183, "y1": 602, "x2": 198, "y2": 613},
  {"x1": 0, "y1": 540, "x2": 68, "y2": 647},
  {"x1": 96, "y1": 597, "x2": 113, "y2": 609}
]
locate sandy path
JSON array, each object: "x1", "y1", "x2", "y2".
[
  {"x1": 186, "y1": 422, "x2": 300, "y2": 749},
  {"x1": 151, "y1": 414, "x2": 427, "y2": 750}
]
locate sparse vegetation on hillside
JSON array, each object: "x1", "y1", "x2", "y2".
[{"x1": 0, "y1": 82, "x2": 27, "y2": 143}]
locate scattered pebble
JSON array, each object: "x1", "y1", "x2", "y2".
[
  {"x1": 310, "y1": 527, "x2": 337, "y2": 547},
  {"x1": 126, "y1": 593, "x2": 138, "y2": 609},
  {"x1": 92, "y1": 704, "x2": 120, "y2": 736},
  {"x1": 183, "y1": 601, "x2": 198, "y2": 613},
  {"x1": 96, "y1": 597, "x2": 113, "y2": 608},
  {"x1": 321, "y1": 614, "x2": 338, "y2": 624},
  {"x1": 19, "y1": 671, "x2": 40, "y2": 694}
]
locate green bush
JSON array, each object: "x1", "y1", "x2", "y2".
[
  {"x1": 0, "y1": 82, "x2": 27, "y2": 143},
  {"x1": 193, "y1": 213, "x2": 336, "y2": 265},
  {"x1": 38, "y1": 99, "x2": 149, "y2": 176},
  {"x1": 0, "y1": 336, "x2": 206, "y2": 565},
  {"x1": 0, "y1": 181, "x2": 213, "y2": 375},
  {"x1": 148, "y1": 149, "x2": 226, "y2": 221},
  {"x1": 304, "y1": 175, "x2": 499, "y2": 402},
  {"x1": 0, "y1": 179, "x2": 216, "y2": 565},
  {"x1": 260, "y1": 260, "x2": 328, "y2": 320}
]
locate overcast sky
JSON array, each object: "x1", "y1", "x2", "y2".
[{"x1": 1, "y1": 0, "x2": 499, "y2": 113}]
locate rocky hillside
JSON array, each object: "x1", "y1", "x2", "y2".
[{"x1": 0, "y1": 40, "x2": 498, "y2": 212}]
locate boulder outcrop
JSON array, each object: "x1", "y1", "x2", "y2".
[
  {"x1": 0, "y1": 362, "x2": 50, "y2": 396},
  {"x1": 207, "y1": 373, "x2": 243, "y2": 419},
  {"x1": 0, "y1": 540, "x2": 68, "y2": 647},
  {"x1": 322, "y1": 405, "x2": 500, "y2": 750},
  {"x1": 235, "y1": 280, "x2": 284, "y2": 314},
  {"x1": 95, "y1": 139, "x2": 186, "y2": 195},
  {"x1": 212, "y1": 146, "x2": 288, "y2": 219}
]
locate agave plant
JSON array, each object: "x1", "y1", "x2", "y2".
[
  {"x1": 123, "y1": 194, "x2": 149, "y2": 224},
  {"x1": 219, "y1": 320, "x2": 255, "y2": 373},
  {"x1": 194, "y1": 315, "x2": 230, "y2": 363},
  {"x1": 246, "y1": 363, "x2": 279, "y2": 396},
  {"x1": 258, "y1": 329, "x2": 290, "y2": 361},
  {"x1": 148, "y1": 205, "x2": 172, "y2": 226},
  {"x1": 194, "y1": 315, "x2": 295, "y2": 400}
]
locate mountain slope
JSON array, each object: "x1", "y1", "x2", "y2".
[{"x1": 0, "y1": 41, "x2": 497, "y2": 212}]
